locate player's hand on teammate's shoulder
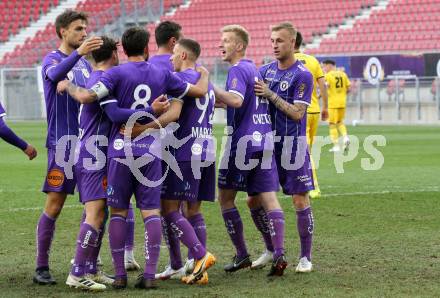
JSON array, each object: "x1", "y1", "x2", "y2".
[
  {"x1": 77, "y1": 36, "x2": 104, "y2": 56},
  {"x1": 56, "y1": 79, "x2": 69, "y2": 94},
  {"x1": 23, "y1": 144, "x2": 37, "y2": 160},
  {"x1": 195, "y1": 65, "x2": 209, "y2": 77},
  {"x1": 254, "y1": 80, "x2": 272, "y2": 98},
  {"x1": 151, "y1": 95, "x2": 170, "y2": 115}
]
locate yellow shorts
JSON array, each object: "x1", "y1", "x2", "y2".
[
  {"x1": 329, "y1": 108, "x2": 346, "y2": 124},
  {"x1": 306, "y1": 113, "x2": 320, "y2": 146}
]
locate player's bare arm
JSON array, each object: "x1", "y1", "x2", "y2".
[
  {"x1": 76, "y1": 36, "x2": 103, "y2": 56},
  {"x1": 213, "y1": 85, "x2": 243, "y2": 108},
  {"x1": 120, "y1": 95, "x2": 177, "y2": 138},
  {"x1": 187, "y1": 65, "x2": 209, "y2": 98},
  {"x1": 255, "y1": 80, "x2": 306, "y2": 121},
  {"x1": 317, "y1": 77, "x2": 329, "y2": 121},
  {"x1": 57, "y1": 80, "x2": 97, "y2": 103}
]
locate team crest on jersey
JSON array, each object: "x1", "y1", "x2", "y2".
[
  {"x1": 47, "y1": 169, "x2": 64, "y2": 188},
  {"x1": 231, "y1": 78, "x2": 238, "y2": 89},
  {"x1": 67, "y1": 71, "x2": 74, "y2": 81},
  {"x1": 82, "y1": 68, "x2": 90, "y2": 78},
  {"x1": 280, "y1": 81, "x2": 289, "y2": 91}
]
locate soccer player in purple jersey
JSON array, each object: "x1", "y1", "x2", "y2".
[
  {"x1": 0, "y1": 103, "x2": 37, "y2": 159},
  {"x1": 149, "y1": 21, "x2": 182, "y2": 71},
  {"x1": 128, "y1": 38, "x2": 217, "y2": 284},
  {"x1": 252, "y1": 22, "x2": 315, "y2": 273},
  {"x1": 59, "y1": 27, "x2": 209, "y2": 290},
  {"x1": 61, "y1": 36, "x2": 171, "y2": 291},
  {"x1": 33, "y1": 10, "x2": 103, "y2": 285},
  {"x1": 215, "y1": 25, "x2": 287, "y2": 276},
  {"x1": 148, "y1": 20, "x2": 188, "y2": 280}
]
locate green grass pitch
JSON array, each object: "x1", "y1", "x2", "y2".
[{"x1": 0, "y1": 121, "x2": 439, "y2": 297}]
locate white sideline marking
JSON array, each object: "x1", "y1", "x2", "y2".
[{"x1": 2, "y1": 187, "x2": 439, "y2": 212}]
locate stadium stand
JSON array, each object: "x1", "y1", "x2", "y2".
[
  {"x1": 1, "y1": 0, "x2": 439, "y2": 67},
  {"x1": 312, "y1": 0, "x2": 440, "y2": 54},
  {"x1": 0, "y1": 0, "x2": 60, "y2": 42},
  {"x1": 0, "y1": 0, "x2": 183, "y2": 66}
]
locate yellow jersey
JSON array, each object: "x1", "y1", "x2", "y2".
[
  {"x1": 325, "y1": 70, "x2": 351, "y2": 109},
  {"x1": 294, "y1": 52, "x2": 324, "y2": 113}
]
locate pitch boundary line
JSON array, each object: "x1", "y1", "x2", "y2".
[{"x1": 2, "y1": 187, "x2": 439, "y2": 212}]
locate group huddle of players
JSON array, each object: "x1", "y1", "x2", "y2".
[{"x1": 0, "y1": 8, "x2": 349, "y2": 292}]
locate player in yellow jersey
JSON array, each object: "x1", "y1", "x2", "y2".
[
  {"x1": 322, "y1": 60, "x2": 351, "y2": 152},
  {"x1": 294, "y1": 32, "x2": 328, "y2": 199}
]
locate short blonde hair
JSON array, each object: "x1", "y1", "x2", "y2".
[
  {"x1": 271, "y1": 22, "x2": 297, "y2": 39},
  {"x1": 221, "y1": 24, "x2": 250, "y2": 49}
]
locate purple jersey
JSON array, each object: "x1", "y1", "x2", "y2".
[
  {"x1": 225, "y1": 59, "x2": 273, "y2": 154},
  {"x1": 42, "y1": 50, "x2": 92, "y2": 148},
  {"x1": 259, "y1": 60, "x2": 313, "y2": 153},
  {"x1": 77, "y1": 70, "x2": 114, "y2": 163},
  {"x1": 170, "y1": 68, "x2": 215, "y2": 161},
  {"x1": 148, "y1": 54, "x2": 173, "y2": 71},
  {"x1": 0, "y1": 102, "x2": 5, "y2": 118},
  {"x1": 93, "y1": 61, "x2": 189, "y2": 158}
]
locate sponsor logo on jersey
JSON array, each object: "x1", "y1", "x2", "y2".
[{"x1": 47, "y1": 169, "x2": 64, "y2": 187}]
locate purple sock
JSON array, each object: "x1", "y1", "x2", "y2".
[
  {"x1": 296, "y1": 207, "x2": 314, "y2": 261},
  {"x1": 222, "y1": 208, "x2": 248, "y2": 259},
  {"x1": 161, "y1": 217, "x2": 183, "y2": 269},
  {"x1": 36, "y1": 212, "x2": 56, "y2": 269},
  {"x1": 125, "y1": 203, "x2": 135, "y2": 251},
  {"x1": 250, "y1": 207, "x2": 274, "y2": 253},
  {"x1": 187, "y1": 213, "x2": 207, "y2": 260},
  {"x1": 143, "y1": 215, "x2": 162, "y2": 280},
  {"x1": 71, "y1": 223, "x2": 99, "y2": 277},
  {"x1": 164, "y1": 211, "x2": 206, "y2": 260},
  {"x1": 86, "y1": 221, "x2": 106, "y2": 274},
  {"x1": 109, "y1": 214, "x2": 127, "y2": 279},
  {"x1": 267, "y1": 209, "x2": 285, "y2": 259}
]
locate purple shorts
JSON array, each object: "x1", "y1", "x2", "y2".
[
  {"x1": 106, "y1": 157, "x2": 161, "y2": 210},
  {"x1": 275, "y1": 150, "x2": 314, "y2": 195},
  {"x1": 161, "y1": 161, "x2": 216, "y2": 202},
  {"x1": 75, "y1": 164, "x2": 107, "y2": 204},
  {"x1": 42, "y1": 148, "x2": 76, "y2": 195},
  {"x1": 218, "y1": 151, "x2": 279, "y2": 195}
]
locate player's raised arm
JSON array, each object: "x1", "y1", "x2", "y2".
[{"x1": 45, "y1": 37, "x2": 103, "y2": 83}]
